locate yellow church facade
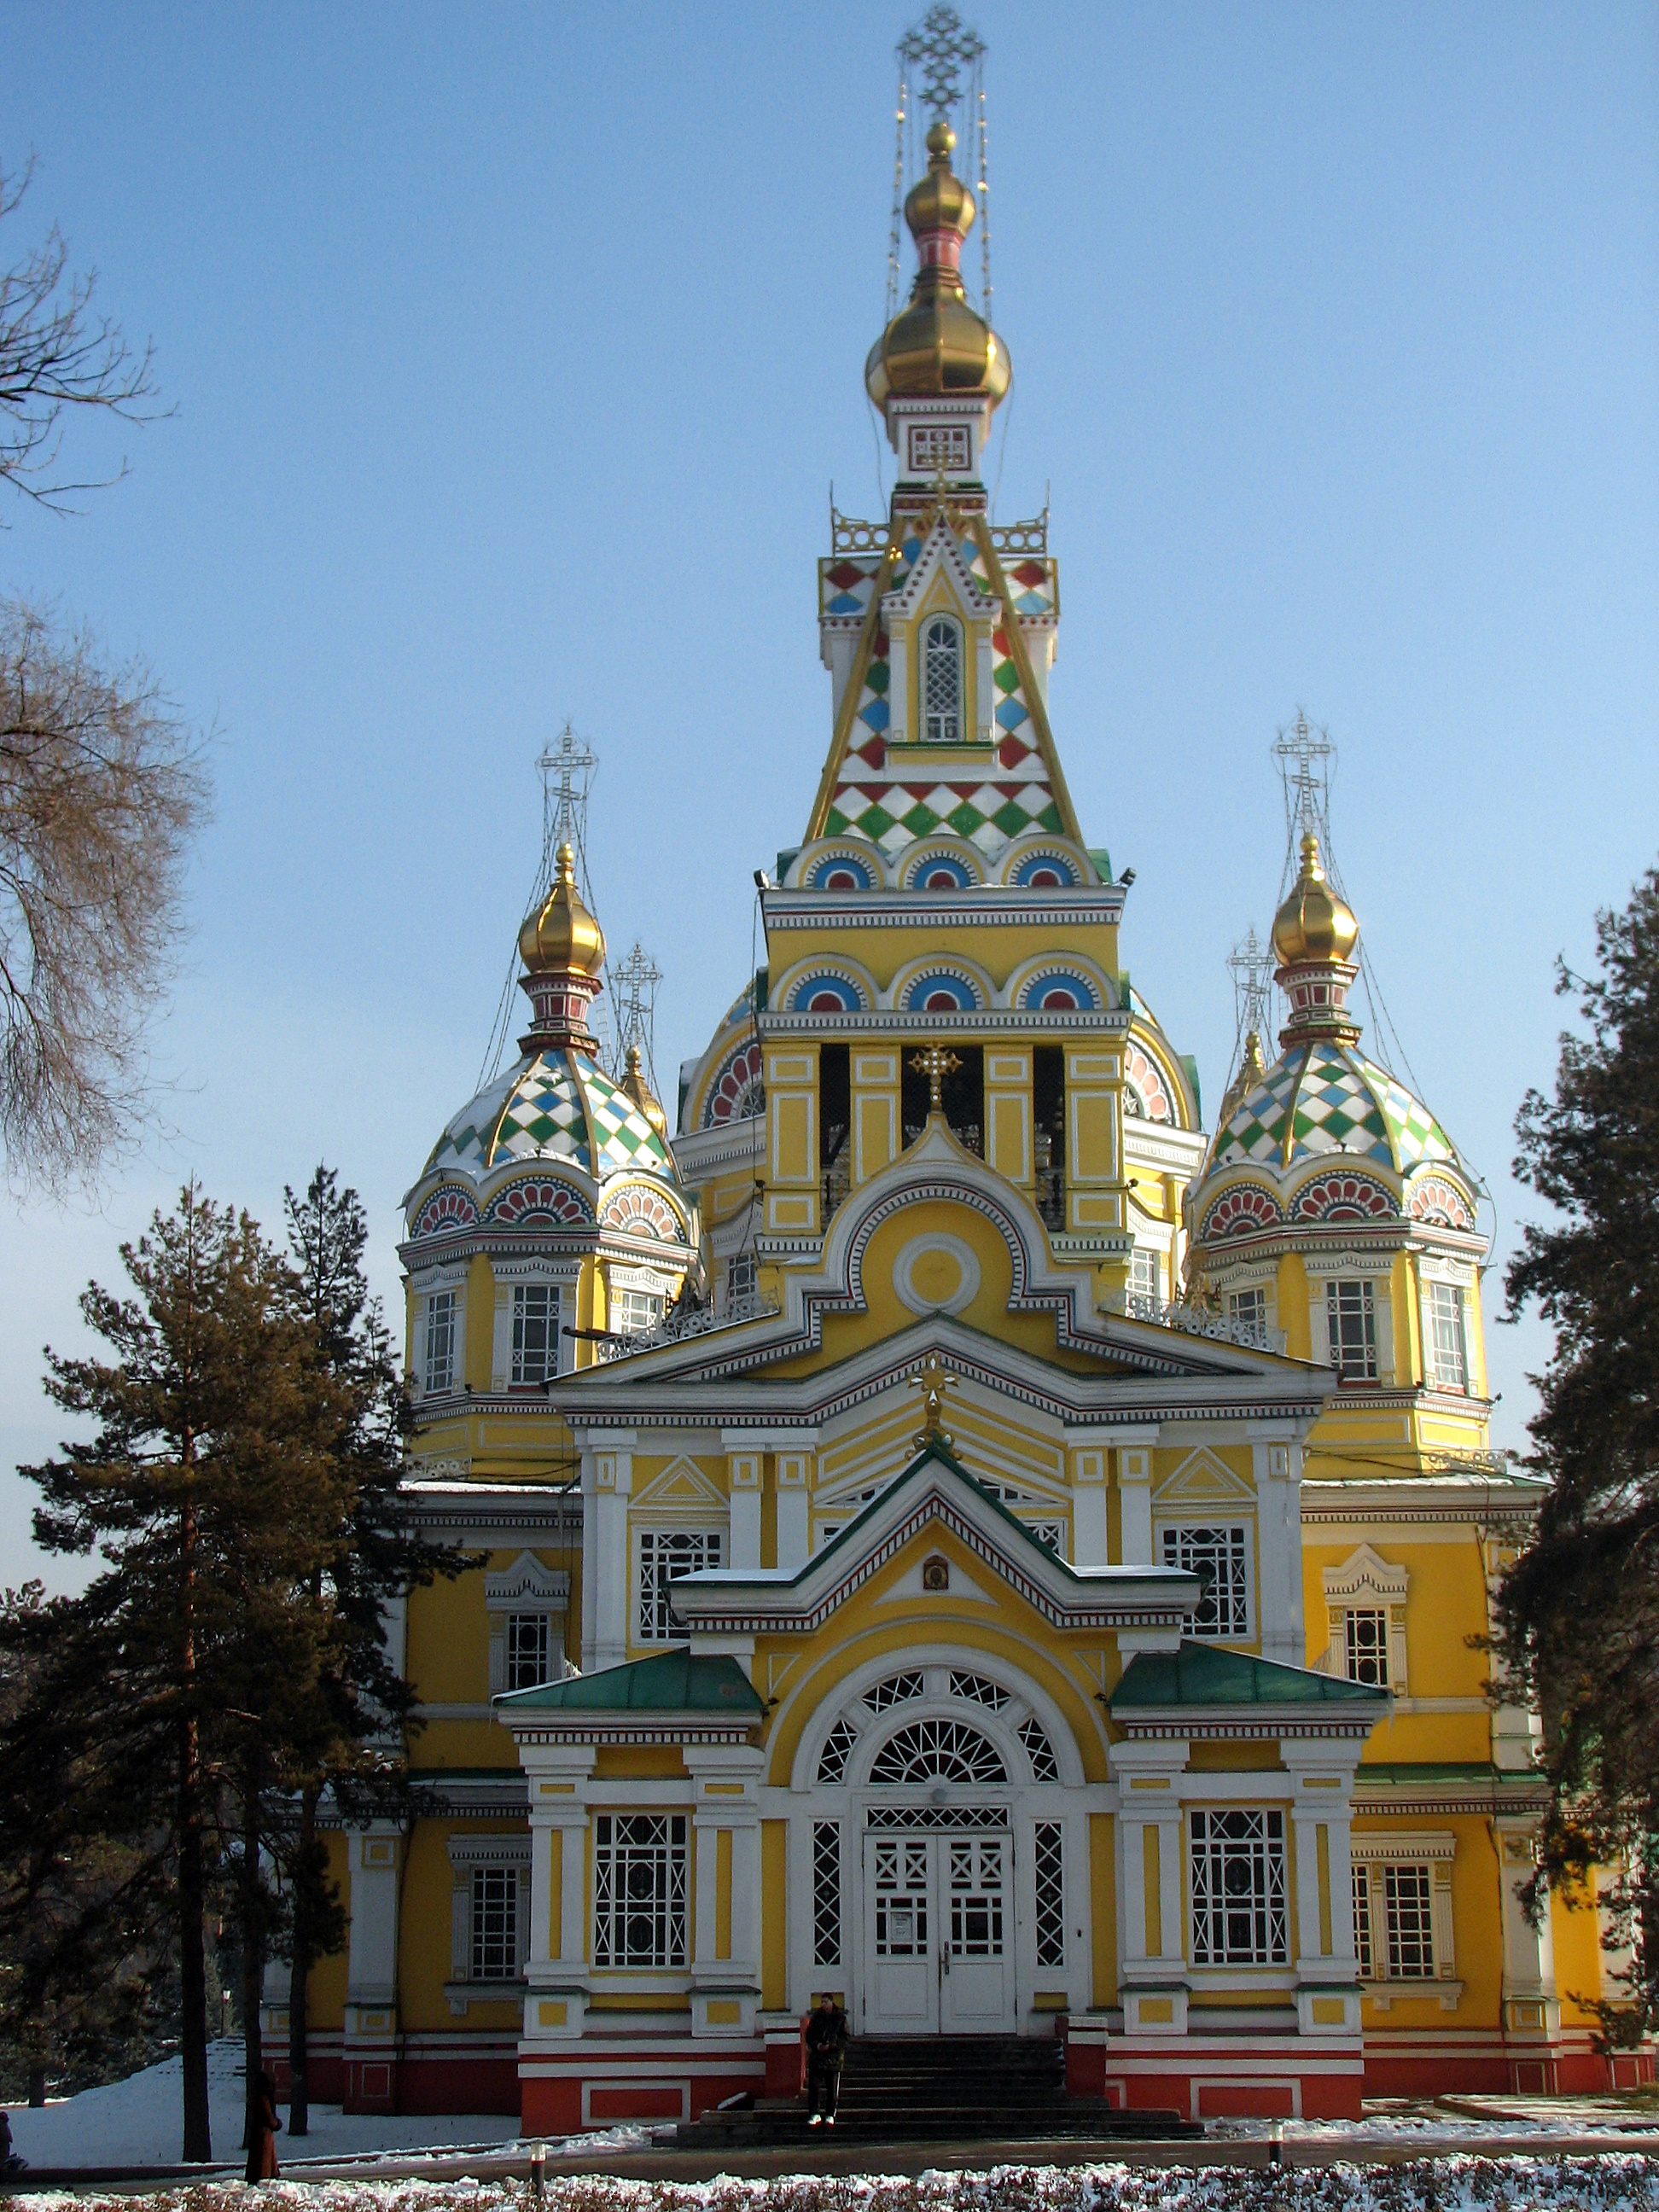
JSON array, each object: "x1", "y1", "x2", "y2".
[{"x1": 262, "y1": 86, "x2": 1644, "y2": 2132}]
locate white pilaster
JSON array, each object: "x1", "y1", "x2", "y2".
[
  {"x1": 776, "y1": 1451, "x2": 811, "y2": 1571},
  {"x1": 1115, "y1": 1441, "x2": 1155, "y2": 1566},
  {"x1": 728, "y1": 1449, "x2": 762, "y2": 1570},
  {"x1": 1253, "y1": 1434, "x2": 1305, "y2": 1666},
  {"x1": 581, "y1": 1429, "x2": 635, "y2": 1672}
]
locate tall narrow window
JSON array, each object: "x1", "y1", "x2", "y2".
[
  {"x1": 1129, "y1": 1248, "x2": 1163, "y2": 1305},
  {"x1": 1344, "y1": 1608, "x2": 1389, "y2": 1687},
  {"x1": 1429, "y1": 1283, "x2": 1468, "y2": 1391},
  {"x1": 820, "y1": 1041, "x2": 851, "y2": 1216},
  {"x1": 636, "y1": 1528, "x2": 723, "y2": 1642},
  {"x1": 1353, "y1": 1866, "x2": 1374, "y2": 1978},
  {"x1": 506, "y1": 1611, "x2": 552, "y2": 1691},
  {"x1": 1383, "y1": 1865, "x2": 1435, "y2": 1978},
  {"x1": 923, "y1": 615, "x2": 963, "y2": 742},
  {"x1": 511, "y1": 1283, "x2": 558, "y2": 1385},
  {"x1": 1033, "y1": 1045, "x2": 1065, "y2": 1231},
  {"x1": 1190, "y1": 1808, "x2": 1288, "y2": 1966},
  {"x1": 1326, "y1": 1278, "x2": 1377, "y2": 1379},
  {"x1": 470, "y1": 1866, "x2": 519, "y2": 1981},
  {"x1": 725, "y1": 1251, "x2": 758, "y2": 1310},
  {"x1": 593, "y1": 1813, "x2": 687, "y2": 1968},
  {"x1": 424, "y1": 1289, "x2": 457, "y2": 1395},
  {"x1": 1033, "y1": 1821, "x2": 1066, "y2": 1966},
  {"x1": 812, "y1": 1820, "x2": 842, "y2": 1966}
]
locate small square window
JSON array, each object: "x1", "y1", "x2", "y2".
[
  {"x1": 1228, "y1": 1286, "x2": 1266, "y2": 1330},
  {"x1": 614, "y1": 1287, "x2": 663, "y2": 1336},
  {"x1": 1345, "y1": 1608, "x2": 1389, "y2": 1687},
  {"x1": 1326, "y1": 1278, "x2": 1377, "y2": 1379},
  {"x1": 511, "y1": 1284, "x2": 559, "y2": 1386},
  {"x1": 636, "y1": 1528, "x2": 723, "y2": 1642}
]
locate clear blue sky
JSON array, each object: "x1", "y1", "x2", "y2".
[{"x1": 1, "y1": 3, "x2": 1655, "y2": 1591}]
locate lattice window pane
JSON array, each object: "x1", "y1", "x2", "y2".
[
  {"x1": 1033, "y1": 1820, "x2": 1065, "y2": 1966},
  {"x1": 511, "y1": 1283, "x2": 558, "y2": 1385},
  {"x1": 874, "y1": 1837, "x2": 930, "y2": 1955},
  {"x1": 1190, "y1": 1807, "x2": 1288, "y2": 1966},
  {"x1": 950, "y1": 1670, "x2": 1010, "y2": 1710},
  {"x1": 1161, "y1": 1522, "x2": 1252, "y2": 1639},
  {"x1": 1130, "y1": 1248, "x2": 1162, "y2": 1302},
  {"x1": 1228, "y1": 1287, "x2": 1266, "y2": 1329},
  {"x1": 592, "y1": 1813, "x2": 687, "y2": 1968},
  {"x1": 506, "y1": 1611, "x2": 552, "y2": 1691},
  {"x1": 864, "y1": 1670, "x2": 926, "y2": 1712},
  {"x1": 949, "y1": 1836, "x2": 1005, "y2": 1956},
  {"x1": 1353, "y1": 1866, "x2": 1374, "y2": 1979},
  {"x1": 923, "y1": 616, "x2": 962, "y2": 744},
  {"x1": 818, "y1": 1715, "x2": 860, "y2": 1785},
  {"x1": 614, "y1": 1287, "x2": 663, "y2": 1336},
  {"x1": 1345, "y1": 1608, "x2": 1389, "y2": 1687},
  {"x1": 725, "y1": 1252, "x2": 758, "y2": 1307},
  {"x1": 1327, "y1": 1278, "x2": 1377, "y2": 1379},
  {"x1": 424, "y1": 1289, "x2": 457, "y2": 1395},
  {"x1": 869, "y1": 1718, "x2": 1007, "y2": 1785},
  {"x1": 636, "y1": 1528, "x2": 722, "y2": 1643},
  {"x1": 812, "y1": 1819, "x2": 842, "y2": 1966},
  {"x1": 1018, "y1": 1713, "x2": 1060, "y2": 1783},
  {"x1": 1429, "y1": 1283, "x2": 1468, "y2": 1391},
  {"x1": 470, "y1": 1866, "x2": 518, "y2": 1981},
  {"x1": 1384, "y1": 1865, "x2": 1435, "y2": 1978}
]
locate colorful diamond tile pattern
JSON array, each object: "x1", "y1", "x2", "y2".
[
  {"x1": 427, "y1": 1051, "x2": 673, "y2": 1184},
  {"x1": 1214, "y1": 1039, "x2": 1458, "y2": 1174},
  {"x1": 822, "y1": 524, "x2": 1062, "y2": 861}
]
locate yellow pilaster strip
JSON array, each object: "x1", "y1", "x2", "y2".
[
  {"x1": 1142, "y1": 1825, "x2": 1162, "y2": 1956},
  {"x1": 968, "y1": 516, "x2": 1084, "y2": 844}
]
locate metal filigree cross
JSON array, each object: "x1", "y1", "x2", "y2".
[
  {"x1": 909, "y1": 1353, "x2": 958, "y2": 1448},
  {"x1": 1226, "y1": 924, "x2": 1273, "y2": 1038},
  {"x1": 910, "y1": 1045, "x2": 962, "y2": 1111},
  {"x1": 898, "y1": 4, "x2": 986, "y2": 120},
  {"x1": 1273, "y1": 707, "x2": 1334, "y2": 838}
]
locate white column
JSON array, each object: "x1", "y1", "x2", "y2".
[
  {"x1": 1068, "y1": 1436, "x2": 1109, "y2": 1568},
  {"x1": 685, "y1": 1744, "x2": 765, "y2": 2037},
  {"x1": 515, "y1": 1743, "x2": 595, "y2": 2044},
  {"x1": 1116, "y1": 1443, "x2": 1155, "y2": 1565},
  {"x1": 1253, "y1": 1434, "x2": 1305, "y2": 1666},
  {"x1": 1282, "y1": 1743, "x2": 1365, "y2": 2036},
  {"x1": 728, "y1": 1449, "x2": 762, "y2": 1570},
  {"x1": 1109, "y1": 1738, "x2": 1189, "y2": 2034},
  {"x1": 776, "y1": 1451, "x2": 811, "y2": 1571},
  {"x1": 1495, "y1": 1819, "x2": 1557, "y2": 2007},
  {"x1": 345, "y1": 1825, "x2": 402, "y2": 2011},
  {"x1": 583, "y1": 1429, "x2": 635, "y2": 1672}
]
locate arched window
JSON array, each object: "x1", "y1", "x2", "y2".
[
  {"x1": 923, "y1": 616, "x2": 963, "y2": 744},
  {"x1": 869, "y1": 1718, "x2": 1007, "y2": 1785}
]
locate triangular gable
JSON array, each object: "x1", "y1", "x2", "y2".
[
  {"x1": 632, "y1": 1455, "x2": 726, "y2": 1513},
  {"x1": 1154, "y1": 1447, "x2": 1257, "y2": 1506},
  {"x1": 882, "y1": 512, "x2": 995, "y2": 626}
]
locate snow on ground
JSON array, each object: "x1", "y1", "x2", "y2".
[{"x1": 1208, "y1": 2095, "x2": 1659, "y2": 2139}]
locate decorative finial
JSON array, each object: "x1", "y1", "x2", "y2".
[
  {"x1": 909, "y1": 1045, "x2": 961, "y2": 1113},
  {"x1": 909, "y1": 1353, "x2": 958, "y2": 1449},
  {"x1": 898, "y1": 5, "x2": 986, "y2": 120}
]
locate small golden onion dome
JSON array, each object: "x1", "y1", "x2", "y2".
[
  {"x1": 1272, "y1": 832, "x2": 1359, "y2": 967},
  {"x1": 620, "y1": 1045, "x2": 668, "y2": 1140},
  {"x1": 518, "y1": 842, "x2": 605, "y2": 978},
  {"x1": 864, "y1": 122, "x2": 1012, "y2": 410}
]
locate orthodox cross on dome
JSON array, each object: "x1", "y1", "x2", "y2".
[
  {"x1": 612, "y1": 940, "x2": 663, "y2": 1091},
  {"x1": 909, "y1": 1352, "x2": 958, "y2": 1449},
  {"x1": 910, "y1": 1045, "x2": 961, "y2": 1112},
  {"x1": 1226, "y1": 924, "x2": 1273, "y2": 1043},
  {"x1": 898, "y1": 5, "x2": 986, "y2": 119},
  {"x1": 538, "y1": 722, "x2": 599, "y2": 878},
  {"x1": 1272, "y1": 707, "x2": 1335, "y2": 841}
]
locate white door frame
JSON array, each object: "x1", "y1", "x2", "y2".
[{"x1": 858, "y1": 1809, "x2": 1018, "y2": 2035}]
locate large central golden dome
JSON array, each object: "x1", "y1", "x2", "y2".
[{"x1": 864, "y1": 122, "x2": 1011, "y2": 410}]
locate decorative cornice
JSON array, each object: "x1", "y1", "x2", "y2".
[
  {"x1": 760, "y1": 1009, "x2": 1132, "y2": 1035},
  {"x1": 761, "y1": 890, "x2": 1125, "y2": 930}
]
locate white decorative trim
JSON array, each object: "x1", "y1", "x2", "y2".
[{"x1": 484, "y1": 1552, "x2": 571, "y2": 1614}]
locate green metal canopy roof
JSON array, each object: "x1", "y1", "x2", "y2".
[
  {"x1": 1110, "y1": 1643, "x2": 1388, "y2": 1709},
  {"x1": 494, "y1": 1649, "x2": 765, "y2": 1715}
]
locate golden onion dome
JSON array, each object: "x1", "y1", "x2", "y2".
[
  {"x1": 518, "y1": 842, "x2": 605, "y2": 979},
  {"x1": 1272, "y1": 832, "x2": 1359, "y2": 967},
  {"x1": 620, "y1": 1045, "x2": 668, "y2": 1141},
  {"x1": 864, "y1": 122, "x2": 1012, "y2": 410}
]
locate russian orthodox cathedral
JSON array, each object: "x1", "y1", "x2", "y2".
[{"x1": 263, "y1": 18, "x2": 1648, "y2": 2132}]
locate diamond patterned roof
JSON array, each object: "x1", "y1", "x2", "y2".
[
  {"x1": 1212, "y1": 1039, "x2": 1458, "y2": 1174},
  {"x1": 427, "y1": 1048, "x2": 676, "y2": 1185}
]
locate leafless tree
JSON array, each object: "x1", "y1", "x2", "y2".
[
  {"x1": 0, "y1": 600, "x2": 208, "y2": 1189},
  {"x1": 0, "y1": 159, "x2": 163, "y2": 515}
]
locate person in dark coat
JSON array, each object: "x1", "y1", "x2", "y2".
[
  {"x1": 245, "y1": 2069, "x2": 282, "y2": 2182},
  {"x1": 804, "y1": 1991, "x2": 848, "y2": 2126}
]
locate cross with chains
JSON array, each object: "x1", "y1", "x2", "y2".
[
  {"x1": 909, "y1": 1353, "x2": 958, "y2": 1449},
  {"x1": 910, "y1": 1045, "x2": 961, "y2": 1111}
]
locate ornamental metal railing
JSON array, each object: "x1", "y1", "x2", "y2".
[
  {"x1": 828, "y1": 508, "x2": 1050, "y2": 557},
  {"x1": 594, "y1": 1291, "x2": 782, "y2": 1363},
  {"x1": 1104, "y1": 1290, "x2": 1287, "y2": 1356}
]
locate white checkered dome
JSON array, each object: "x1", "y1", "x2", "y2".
[
  {"x1": 423, "y1": 1050, "x2": 678, "y2": 1188},
  {"x1": 1208, "y1": 1039, "x2": 1460, "y2": 1179}
]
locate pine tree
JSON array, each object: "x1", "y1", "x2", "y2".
[{"x1": 1499, "y1": 861, "x2": 1659, "y2": 2035}]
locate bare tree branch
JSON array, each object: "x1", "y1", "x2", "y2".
[
  {"x1": 0, "y1": 597, "x2": 210, "y2": 1190},
  {"x1": 0, "y1": 158, "x2": 166, "y2": 517}
]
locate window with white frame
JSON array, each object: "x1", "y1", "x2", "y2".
[
  {"x1": 510, "y1": 1283, "x2": 559, "y2": 1386},
  {"x1": 725, "y1": 1251, "x2": 758, "y2": 1308},
  {"x1": 1344, "y1": 1607, "x2": 1389, "y2": 1687},
  {"x1": 614, "y1": 1286, "x2": 663, "y2": 1336},
  {"x1": 1382, "y1": 1864, "x2": 1435, "y2": 1978},
  {"x1": 1429, "y1": 1282, "x2": 1468, "y2": 1391},
  {"x1": 1227, "y1": 1286, "x2": 1266, "y2": 1330},
  {"x1": 1353, "y1": 1864, "x2": 1374, "y2": 1978},
  {"x1": 1326, "y1": 1278, "x2": 1377, "y2": 1379},
  {"x1": 423, "y1": 1289, "x2": 457, "y2": 1395},
  {"x1": 1129, "y1": 1247, "x2": 1162, "y2": 1303},
  {"x1": 469, "y1": 1864, "x2": 519, "y2": 1982},
  {"x1": 1190, "y1": 1807, "x2": 1288, "y2": 1965},
  {"x1": 505, "y1": 1611, "x2": 553, "y2": 1691},
  {"x1": 1161, "y1": 1522, "x2": 1252, "y2": 1639},
  {"x1": 1352, "y1": 1838, "x2": 1456, "y2": 1984},
  {"x1": 812, "y1": 1819, "x2": 842, "y2": 1965},
  {"x1": 593, "y1": 1813, "x2": 687, "y2": 1968},
  {"x1": 636, "y1": 1528, "x2": 723, "y2": 1642},
  {"x1": 923, "y1": 614, "x2": 963, "y2": 743},
  {"x1": 1033, "y1": 1820, "x2": 1065, "y2": 1966}
]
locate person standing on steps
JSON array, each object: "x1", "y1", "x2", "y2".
[{"x1": 804, "y1": 1990, "x2": 848, "y2": 2128}]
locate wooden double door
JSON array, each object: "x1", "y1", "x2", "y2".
[{"x1": 862, "y1": 1828, "x2": 1016, "y2": 2034}]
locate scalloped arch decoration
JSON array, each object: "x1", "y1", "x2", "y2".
[
  {"x1": 703, "y1": 1037, "x2": 765, "y2": 1129},
  {"x1": 1016, "y1": 967, "x2": 1100, "y2": 1012},
  {"x1": 1124, "y1": 1043, "x2": 1173, "y2": 1124},
  {"x1": 1292, "y1": 1172, "x2": 1396, "y2": 1223},
  {"x1": 1197, "y1": 1184, "x2": 1283, "y2": 1243},
  {"x1": 901, "y1": 966, "x2": 987, "y2": 1013},
  {"x1": 1407, "y1": 1174, "x2": 1475, "y2": 1231},
  {"x1": 1010, "y1": 848, "x2": 1080, "y2": 888},
  {"x1": 409, "y1": 1185, "x2": 480, "y2": 1240},
  {"x1": 485, "y1": 1178, "x2": 592, "y2": 1229},
  {"x1": 600, "y1": 1183, "x2": 686, "y2": 1243},
  {"x1": 787, "y1": 969, "x2": 871, "y2": 1014},
  {"x1": 804, "y1": 846, "x2": 880, "y2": 892}
]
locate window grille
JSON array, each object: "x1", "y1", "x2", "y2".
[
  {"x1": 1345, "y1": 1608, "x2": 1389, "y2": 1687},
  {"x1": 506, "y1": 1611, "x2": 552, "y2": 1691},
  {"x1": 1190, "y1": 1807, "x2": 1288, "y2": 1965},
  {"x1": 865, "y1": 1802, "x2": 1008, "y2": 1830},
  {"x1": 1326, "y1": 1278, "x2": 1377, "y2": 1378},
  {"x1": 424, "y1": 1289, "x2": 457, "y2": 1395},
  {"x1": 1353, "y1": 1866, "x2": 1374, "y2": 1978},
  {"x1": 636, "y1": 1528, "x2": 722, "y2": 1642},
  {"x1": 864, "y1": 1670, "x2": 926, "y2": 1712},
  {"x1": 1228, "y1": 1287, "x2": 1266, "y2": 1329},
  {"x1": 614, "y1": 1287, "x2": 664, "y2": 1336},
  {"x1": 469, "y1": 1865, "x2": 518, "y2": 1981},
  {"x1": 1033, "y1": 1820, "x2": 1065, "y2": 1965},
  {"x1": 725, "y1": 1251, "x2": 758, "y2": 1307},
  {"x1": 949, "y1": 1670, "x2": 1010, "y2": 1710},
  {"x1": 1019, "y1": 1714, "x2": 1060, "y2": 1783},
  {"x1": 511, "y1": 1284, "x2": 558, "y2": 1385},
  {"x1": 817, "y1": 1716, "x2": 859, "y2": 1785},
  {"x1": 1429, "y1": 1283, "x2": 1467, "y2": 1390},
  {"x1": 1129, "y1": 1248, "x2": 1162, "y2": 1302},
  {"x1": 948, "y1": 1837, "x2": 1005, "y2": 1956},
  {"x1": 1161, "y1": 1522, "x2": 1252, "y2": 1639},
  {"x1": 923, "y1": 616, "x2": 962, "y2": 743},
  {"x1": 812, "y1": 1820, "x2": 842, "y2": 1966},
  {"x1": 593, "y1": 1813, "x2": 687, "y2": 1968},
  {"x1": 873, "y1": 1837, "x2": 930, "y2": 1955},
  {"x1": 869, "y1": 1718, "x2": 1007, "y2": 1785},
  {"x1": 1383, "y1": 1865, "x2": 1435, "y2": 1978},
  {"x1": 1022, "y1": 1517, "x2": 1067, "y2": 1555}
]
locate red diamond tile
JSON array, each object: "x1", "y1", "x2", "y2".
[
  {"x1": 998, "y1": 736, "x2": 1033, "y2": 768},
  {"x1": 1012, "y1": 561, "x2": 1046, "y2": 587}
]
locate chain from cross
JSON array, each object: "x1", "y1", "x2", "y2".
[
  {"x1": 909, "y1": 1353, "x2": 958, "y2": 1448},
  {"x1": 1226, "y1": 924, "x2": 1272, "y2": 1033},
  {"x1": 910, "y1": 1045, "x2": 961, "y2": 1112},
  {"x1": 1272, "y1": 707, "x2": 1334, "y2": 837},
  {"x1": 897, "y1": 4, "x2": 985, "y2": 119}
]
